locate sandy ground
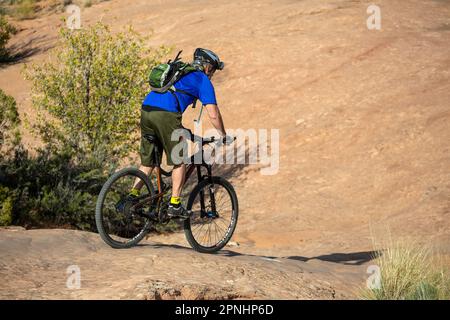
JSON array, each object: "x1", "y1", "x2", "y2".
[
  {"x1": 0, "y1": 0, "x2": 449, "y2": 299},
  {"x1": 0, "y1": 228, "x2": 363, "y2": 299}
]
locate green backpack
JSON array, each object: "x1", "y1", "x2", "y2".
[{"x1": 149, "y1": 51, "x2": 197, "y2": 95}]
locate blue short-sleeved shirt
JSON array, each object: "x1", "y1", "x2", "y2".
[{"x1": 142, "y1": 71, "x2": 217, "y2": 113}]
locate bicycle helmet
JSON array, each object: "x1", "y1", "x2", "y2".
[{"x1": 193, "y1": 48, "x2": 224, "y2": 71}]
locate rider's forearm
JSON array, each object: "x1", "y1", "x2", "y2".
[
  {"x1": 205, "y1": 104, "x2": 226, "y2": 137},
  {"x1": 210, "y1": 114, "x2": 226, "y2": 137}
]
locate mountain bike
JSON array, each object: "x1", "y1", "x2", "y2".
[{"x1": 95, "y1": 130, "x2": 238, "y2": 253}]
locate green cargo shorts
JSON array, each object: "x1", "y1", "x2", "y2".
[{"x1": 140, "y1": 109, "x2": 188, "y2": 166}]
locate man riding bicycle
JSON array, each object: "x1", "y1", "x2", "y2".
[{"x1": 126, "y1": 48, "x2": 229, "y2": 219}]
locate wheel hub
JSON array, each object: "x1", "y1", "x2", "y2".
[{"x1": 205, "y1": 210, "x2": 219, "y2": 219}]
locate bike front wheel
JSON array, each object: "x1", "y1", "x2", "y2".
[{"x1": 184, "y1": 176, "x2": 239, "y2": 253}]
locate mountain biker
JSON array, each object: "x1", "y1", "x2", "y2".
[{"x1": 127, "y1": 48, "x2": 229, "y2": 219}]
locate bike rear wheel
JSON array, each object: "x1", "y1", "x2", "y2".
[
  {"x1": 184, "y1": 176, "x2": 239, "y2": 253},
  {"x1": 95, "y1": 167, "x2": 155, "y2": 249}
]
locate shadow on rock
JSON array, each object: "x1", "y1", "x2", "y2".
[{"x1": 137, "y1": 242, "x2": 379, "y2": 266}]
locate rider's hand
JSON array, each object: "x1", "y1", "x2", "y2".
[{"x1": 221, "y1": 135, "x2": 235, "y2": 146}]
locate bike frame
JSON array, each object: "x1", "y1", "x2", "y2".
[{"x1": 133, "y1": 137, "x2": 217, "y2": 219}]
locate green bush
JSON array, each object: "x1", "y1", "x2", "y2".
[
  {"x1": 0, "y1": 0, "x2": 39, "y2": 20},
  {"x1": 25, "y1": 23, "x2": 169, "y2": 166},
  {"x1": 0, "y1": 14, "x2": 16, "y2": 61},
  {"x1": 0, "y1": 186, "x2": 13, "y2": 226},
  {"x1": 0, "y1": 138, "x2": 180, "y2": 232},
  {"x1": 0, "y1": 147, "x2": 105, "y2": 229},
  {"x1": 0, "y1": 23, "x2": 170, "y2": 231},
  {"x1": 0, "y1": 88, "x2": 20, "y2": 155},
  {"x1": 0, "y1": 89, "x2": 19, "y2": 227}
]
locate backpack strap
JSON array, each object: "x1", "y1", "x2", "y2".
[
  {"x1": 170, "y1": 87, "x2": 196, "y2": 98},
  {"x1": 168, "y1": 87, "x2": 198, "y2": 113},
  {"x1": 171, "y1": 91, "x2": 182, "y2": 113}
]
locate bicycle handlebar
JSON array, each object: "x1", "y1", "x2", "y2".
[{"x1": 185, "y1": 128, "x2": 235, "y2": 146}]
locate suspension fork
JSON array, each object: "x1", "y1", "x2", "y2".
[
  {"x1": 197, "y1": 165, "x2": 207, "y2": 216},
  {"x1": 197, "y1": 164, "x2": 217, "y2": 215},
  {"x1": 207, "y1": 164, "x2": 217, "y2": 213}
]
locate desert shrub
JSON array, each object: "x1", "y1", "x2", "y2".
[
  {"x1": 0, "y1": 23, "x2": 169, "y2": 231},
  {"x1": 0, "y1": 89, "x2": 19, "y2": 227},
  {"x1": 0, "y1": 14, "x2": 16, "y2": 61},
  {"x1": 0, "y1": 140, "x2": 179, "y2": 232},
  {"x1": 361, "y1": 241, "x2": 450, "y2": 300},
  {"x1": 0, "y1": 185, "x2": 13, "y2": 225},
  {"x1": 0, "y1": 146, "x2": 109, "y2": 229},
  {"x1": 25, "y1": 23, "x2": 169, "y2": 166},
  {"x1": 0, "y1": 88, "x2": 20, "y2": 155},
  {"x1": 11, "y1": 0, "x2": 37, "y2": 20}
]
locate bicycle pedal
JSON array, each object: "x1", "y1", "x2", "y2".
[{"x1": 167, "y1": 211, "x2": 191, "y2": 220}]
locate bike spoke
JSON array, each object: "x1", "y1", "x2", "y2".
[
  {"x1": 216, "y1": 218, "x2": 230, "y2": 231},
  {"x1": 212, "y1": 221, "x2": 222, "y2": 244},
  {"x1": 213, "y1": 190, "x2": 227, "y2": 206},
  {"x1": 213, "y1": 219, "x2": 226, "y2": 235},
  {"x1": 193, "y1": 219, "x2": 207, "y2": 232},
  {"x1": 215, "y1": 195, "x2": 232, "y2": 209},
  {"x1": 207, "y1": 221, "x2": 213, "y2": 247},
  {"x1": 193, "y1": 220, "x2": 207, "y2": 240},
  {"x1": 201, "y1": 222, "x2": 209, "y2": 245}
]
